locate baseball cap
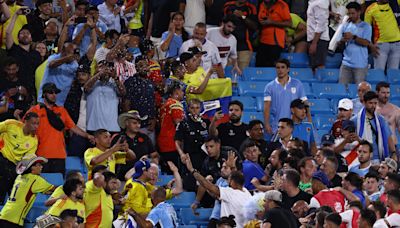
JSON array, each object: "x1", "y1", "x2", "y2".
[
  {"x1": 16, "y1": 154, "x2": 48, "y2": 175},
  {"x1": 342, "y1": 120, "x2": 355, "y2": 132},
  {"x1": 45, "y1": 18, "x2": 59, "y2": 27},
  {"x1": 264, "y1": 190, "x2": 282, "y2": 202},
  {"x1": 179, "y1": 52, "x2": 194, "y2": 64},
  {"x1": 76, "y1": 64, "x2": 90, "y2": 74},
  {"x1": 290, "y1": 99, "x2": 307, "y2": 109},
  {"x1": 312, "y1": 170, "x2": 331, "y2": 187},
  {"x1": 42, "y1": 82, "x2": 61, "y2": 94},
  {"x1": 384, "y1": 158, "x2": 398, "y2": 172},
  {"x1": 321, "y1": 134, "x2": 335, "y2": 146},
  {"x1": 34, "y1": 214, "x2": 62, "y2": 228},
  {"x1": 132, "y1": 160, "x2": 151, "y2": 179},
  {"x1": 338, "y1": 98, "x2": 353, "y2": 111},
  {"x1": 188, "y1": 46, "x2": 207, "y2": 55},
  {"x1": 118, "y1": 110, "x2": 148, "y2": 129}
]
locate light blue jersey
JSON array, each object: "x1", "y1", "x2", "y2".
[{"x1": 147, "y1": 202, "x2": 178, "y2": 227}]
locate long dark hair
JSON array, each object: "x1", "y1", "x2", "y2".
[{"x1": 171, "y1": 12, "x2": 189, "y2": 42}]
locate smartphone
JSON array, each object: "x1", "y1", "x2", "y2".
[
  {"x1": 120, "y1": 135, "x2": 126, "y2": 143},
  {"x1": 75, "y1": 17, "x2": 87, "y2": 24}
]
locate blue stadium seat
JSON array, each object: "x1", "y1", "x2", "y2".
[
  {"x1": 387, "y1": 69, "x2": 400, "y2": 84},
  {"x1": 24, "y1": 222, "x2": 35, "y2": 228},
  {"x1": 290, "y1": 68, "x2": 317, "y2": 82},
  {"x1": 303, "y1": 83, "x2": 315, "y2": 98},
  {"x1": 243, "y1": 67, "x2": 276, "y2": 81},
  {"x1": 312, "y1": 83, "x2": 347, "y2": 99},
  {"x1": 224, "y1": 65, "x2": 233, "y2": 78},
  {"x1": 325, "y1": 53, "x2": 343, "y2": 68},
  {"x1": 308, "y1": 99, "x2": 334, "y2": 115},
  {"x1": 232, "y1": 96, "x2": 257, "y2": 111},
  {"x1": 316, "y1": 129, "x2": 330, "y2": 146},
  {"x1": 156, "y1": 175, "x2": 174, "y2": 187},
  {"x1": 237, "y1": 81, "x2": 265, "y2": 97},
  {"x1": 316, "y1": 68, "x2": 339, "y2": 83},
  {"x1": 41, "y1": 173, "x2": 64, "y2": 186},
  {"x1": 166, "y1": 192, "x2": 196, "y2": 211},
  {"x1": 366, "y1": 69, "x2": 386, "y2": 84},
  {"x1": 312, "y1": 115, "x2": 336, "y2": 131},
  {"x1": 180, "y1": 208, "x2": 213, "y2": 226},
  {"x1": 179, "y1": 226, "x2": 197, "y2": 228},
  {"x1": 347, "y1": 84, "x2": 358, "y2": 98},
  {"x1": 391, "y1": 85, "x2": 400, "y2": 98},
  {"x1": 66, "y1": 156, "x2": 82, "y2": 174},
  {"x1": 280, "y1": 52, "x2": 309, "y2": 68},
  {"x1": 256, "y1": 97, "x2": 264, "y2": 112},
  {"x1": 392, "y1": 97, "x2": 400, "y2": 107},
  {"x1": 34, "y1": 193, "x2": 49, "y2": 206},
  {"x1": 25, "y1": 205, "x2": 48, "y2": 223},
  {"x1": 242, "y1": 112, "x2": 264, "y2": 124}
]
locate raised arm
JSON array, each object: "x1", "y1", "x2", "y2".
[
  {"x1": 0, "y1": 1, "x2": 10, "y2": 22},
  {"x1": 167, "y1": 161, "x2": 183, "y2": 196}
]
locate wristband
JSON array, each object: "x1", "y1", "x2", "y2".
[{"x1": 191, "y1": 169, "x2": 198, "y2": 175}]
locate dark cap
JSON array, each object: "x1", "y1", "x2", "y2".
[
  {"x1": 18, "y1": 24, "x2": 31, "y2": 35},
  {"x1": 36, "y1": 0, "x2": 52, "y2": 8},
  {"x1": 290, "y1": 99, "x2": 307, "y2": 109},
  {"x1": 179, "y1": 52, "x2": 194, "y2": 64},
  {"x1": 76, "y1": 64, "x2": 90, "y2": 74},
  {"x1": 86, "y1": 5, "x2": 98, "y2": 13},
  {"x1": 342, "y1": 120, "x2": 355, "y2": 132},
  {"x1": 188, "y1": 46, "x2": 207, "y2": 55},
  {"x1": 132, "y1": 160, "x2": 151, "y2": 179},
  {"x1": 312, "y1": 171, "x2": 331, "y2": 187},
  {"x1": 42, "y1": 82, "x2": 61, "y2": 94},
  {"x1": 321, "y1": 134, "x2": 335, "y2": 146}
]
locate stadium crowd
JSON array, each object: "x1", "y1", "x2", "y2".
[{"x1": 0, "y1": 0, "x2": 399, "y2": 227}]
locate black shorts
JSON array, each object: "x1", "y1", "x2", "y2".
[{"x1": 308, "y1": 40, "x2": 329, "y2": 68}]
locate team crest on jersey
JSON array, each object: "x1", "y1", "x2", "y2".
[
  {"x1": 291, "y1": 87, "x2": 297, "y2": 94},
  {"x1": 306, "y1": 127, "x2": 311, "y2": 132},
  {"x1": 334, "y1": 202, "x2": 343, "y2": 213}
]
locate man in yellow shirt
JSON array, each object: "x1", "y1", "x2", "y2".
[
  {"x1": 0, "y1": 1, "x2": 27, "y2": 49},
  {"x1": 45, "y1": 171, "x2": 85, "y2": 207},
  {"x1": 84, "y1": 129, "x2": 136, "y2": 179},
  {"x1": 365, "y1": 0, "x2": 400, "y2": 69},
  {"x1": 84, "y1": 171, "x2": 120, "y2": 228},
  {"x1": 0, "y1": 112, "x2": 39, "y2": 204},
  {"x1": 47, "y1": 179, "x2": 86, "y2": 226},
  {"x1": 0, "y1": 154, "x2": 55, "y2": 227},
  {"x1": 122, "y1": 160, "x2": 152, "y2": 216}
]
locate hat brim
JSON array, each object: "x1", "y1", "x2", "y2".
[
  {"x1": 16, "y1": 156, "x2": 48, "y2": 174},
  {"x1": 131, "y1": 171, "x2": 142, "y2": 179},
  {"x1": 118, "y1": 113, "x2": 148, "y2": 129}
]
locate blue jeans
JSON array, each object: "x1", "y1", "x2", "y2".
[{"x1": 374, "y1": 41, "x2": 400, "y2": 69}]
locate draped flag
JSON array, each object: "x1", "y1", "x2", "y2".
[{"x1": 185, "y1": 76, "x2": 232, "y2": 122}]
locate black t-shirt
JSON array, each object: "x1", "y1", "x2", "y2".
[
  {"x1": 281, "y1": 190, "x2": 312, "y2": 210},
  {"x1": 264, "y1": 207, "x2": 298, "y2": 228},
  {"x1": 7, "y1": 44, "x2": 42, "y2": 96},
  {"x1": 150, "y1": 0, "x2": 181, "y2": 38},
  {"x1": 206, "y1": 0, "x2": 227, "y2": 26},
  {"x1": 217, "y1": 122, "x2": 248, "y2": 152},
  {"x1": 26, "y1": 13, "x2": 46, "y2": 42},
  {"x1": 112, "y1": 132, "x2": 155, "y2": 180},
  {"x1": 201, "y1": 147, "x2": 242, "y2": 182}
]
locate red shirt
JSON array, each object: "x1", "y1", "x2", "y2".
[
  {"x1": 26, "y1": 104, "x2": 75, "y2": 159},
  {"x1": 157, "y1": 98, "x2": 184, "y2": 153},
  {"x1": 314, "y1": 189, "x2": 346, "y2": 213}
]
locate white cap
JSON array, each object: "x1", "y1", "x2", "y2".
[{"x1": 338, "y1": 98, "x2": 353, "y2": 111}]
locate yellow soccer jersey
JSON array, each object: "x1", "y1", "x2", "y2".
[
  {"x1": 122, "y1": 179, "x2": 150, "y2": 214},
  {"x1": 145, "y1": 183, "x2": 173, "y2": 209},
  {"x1": 84, "y1": 147, "x2": 126, "y2": 178},
  {"x1": 50, "y1": 186, "x2": 65, "y2": 199},
  {"x1": 84, "y1": 180, "x2": 114, "y2": 228},
  {"x1": 47, "y1": 198, "x2": 85, "y2": 222},
  {"x1": 0, "y1": 119, "x2": 38, "y2": 164},
  {"x1": 0, "y1": 173, "x2": 54, "y2": 225}
]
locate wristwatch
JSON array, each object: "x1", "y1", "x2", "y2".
[{"x1": 242, "y1": 15, "x2": 247, "y2": 20}]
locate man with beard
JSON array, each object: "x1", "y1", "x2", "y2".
[
  {"x1": 84, "y1": 58, "x2": 126, "y2": 133},
  {"x1": 179, "y1": 22, "x2": 224, "y2": 78},
  {"x1": 375, "y1": 82, "x2": 400, "y2": 146},
  {"x1": 84, "y1": 171, "x2": 120, "y2": 228},
  {"x1": 26, "y1": 0, "x2": 54, "y2": 42},
  {"x1": 26, "y1": 83, "x2": 94, "y2": 174},
  {"x1": 210, "y1": 100, "x2": 248, "y2": 152},
  {"x1": 47, "y1": 179, "x2": 86, "y2": 225},
  {"x1": 123, "y1": 57, "x2": 157, "y2": 144},
  {"x1": 6, "y1": 9, "x2": 41, "y2": 96},
  {"x1": 239, "y1": 119, "x2": 269, "y2": 167},
  {"x1": 38, "y1": 42, "x2": 79, "y2": 106},
  {"x1": 349, "y1": 140, "x2": 373, "y2": 177},
  {"x1": 206, "y1": 14, "x2": 242, "y2": 75},
  {"x1": 351, "y1": 91, "x2": 396, "y2": 164},
  {"x1": 330, "y1": 98, "x2": 354, "y2": 139},
  {"x1": 0, "y1": 0, "x2": 27, "y2": 50}
]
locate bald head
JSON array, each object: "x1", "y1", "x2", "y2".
[{"x1": 358, "y1": 82, "x2": 371, "y2": 102}]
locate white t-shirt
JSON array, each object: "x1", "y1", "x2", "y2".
[
  {"x1": 219, "y1": 186, "x2": 252, "y2": 228},
  {"x1": 179, "y1": 38, "x2": 221, "y2": 78},
  {"x1": 206, "y1": 27, "x2": 238, "y2": 69},
  {"x1": 183, "y1": 0, "x2": 206, "y2": 31},
  {"x1": 373, "y1": 213, "x2": 400, "y2": 228}
]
